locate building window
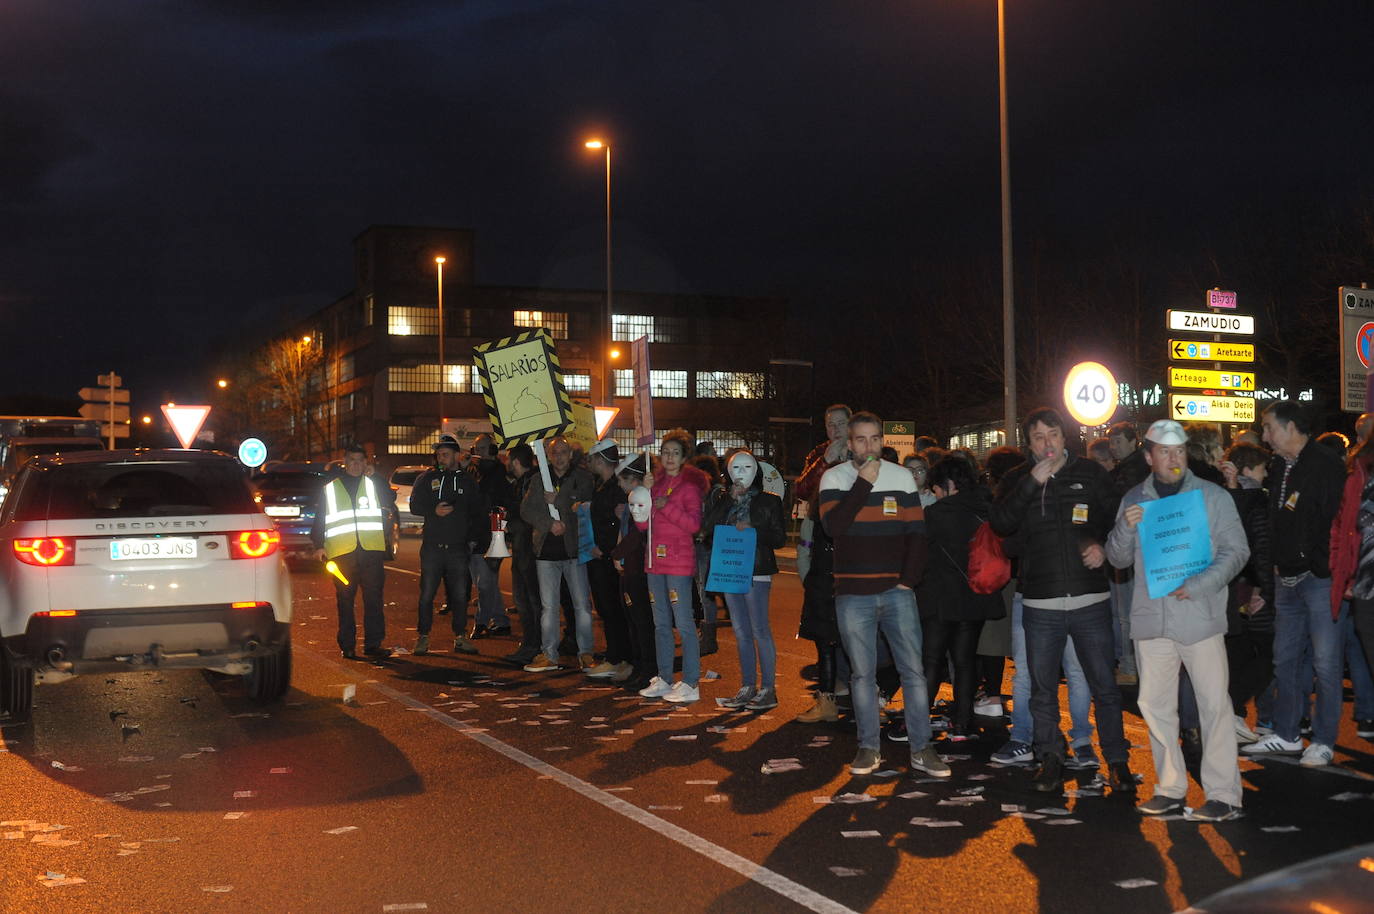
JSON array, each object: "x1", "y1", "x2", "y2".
[
  {"x1": 612, "y1": 428, "x2": 641, "y2": 452},
  {"x1": 513, "y1": 309, "x2": 568, "y2": 339},
  {"x1": 389, "y1": 306, "x2": 438, "y2": 336},
  {"x1": 563, "y1": 371, "x2": 591, "y2": 394},
  {"x1": 363, "y1": 295, "x2": 374, "y2": 327},
  {"x1": 388, "y1": 364, "x2": 481, "y2": 393},
  {"x1": 695, "y1": 370, "x2": 765, "y2": 399},
  {"x1": 613, "y1": 313, "x2": 685, "y2": 343},
  {"x1": 612, "y1": 369, "x2": 687, "y2": 398},
  {"x1": 692, "y1": 429, "x2": 759, "y2": 453},
  {"x1": 388, "y1": 425, "x2": 445, "y2": 453}
]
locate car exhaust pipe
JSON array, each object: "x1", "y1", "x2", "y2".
[{"x1": 46, "y1": 646, "x2": 73, "y2": 671}]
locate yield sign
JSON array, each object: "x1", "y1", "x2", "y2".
[{"x1": 161, "y1": 404, "x2": 211, "y2": 448}]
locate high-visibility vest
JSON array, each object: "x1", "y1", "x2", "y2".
[{"x1": 323, "y1": 476, "x2": 387, "y2": 558}]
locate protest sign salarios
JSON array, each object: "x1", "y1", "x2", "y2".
[
  {"x1": 1138, "y1": 489, "x2": 1213, "y2": 599},
  {"x1": 473, "y1": 328, "x2": 573, "y2": 446}
]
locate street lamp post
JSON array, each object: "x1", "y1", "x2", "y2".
[
  {"x1": 585, "y1": 139, "x2": 613, "y2": 405},
  {"x1": 997, "y1": 0, "x2": 1016, "y2": 446},
  {"x1": 435, "y1": 256, "x2": 446, "y2": 433}
]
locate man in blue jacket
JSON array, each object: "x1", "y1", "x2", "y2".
[{"x1": 1107, "y1": 420, "x2": 1249, "y2": 822}]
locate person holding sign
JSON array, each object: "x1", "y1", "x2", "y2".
[
  {"x1": 1107, "y1": 420, "x2": 1249, "y2": 822},
  {"x1": 702, "y1": 450, "x2": 787, "y2": 711},
  {"x1": 519, "y1": 436, "x2": 597, "y2": 674},
  {"x1": 637, "y1": 429, "x2": 711, "y2": 704}
]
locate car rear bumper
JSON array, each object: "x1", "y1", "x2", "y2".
[{"x1": 6, "y1": 604, "x2": 290, "y2": 674}]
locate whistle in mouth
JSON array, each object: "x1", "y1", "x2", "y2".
[{"x1": 1171, "y1": 467, "x2": 1183, "y2": 476}]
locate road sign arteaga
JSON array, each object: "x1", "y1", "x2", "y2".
[
  {"x1": 1168, "y1": 394, "x2": 1256, "y2": 423},
  {"x1": 1167, "y1": 367, "x2": 1255, "y2": 391},
  {"x1": 1063, "y1": 361, "x2": 1119, "y2": 426},
  {"x1": 1168, "y1": 340, "x2": 1255, "y2": 363},
  {"x1": 1167, "y1": 310, "x2": 1254, "y2": 336},
  {"x1": 1207, "y1": 289, "x2": 1237, "y2": 310},
  {"x1": 1339, "y1": 286, "x2": 1374, "y2": 413}
]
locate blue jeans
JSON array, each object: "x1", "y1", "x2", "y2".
[
  {"x1": 1110, "y1": 574, "x2": 1136, "y2": 675},
  {"x1": 724, "y1": 579, "x2": 776, "y2": 690},
  {"x1": 469, "y1": 555, "x2": 506, "y2": 629},
  {"x1": 536, "y1": 559, "x2": 593, "y2": 660},
  {"x1": 836, "y1": 587, "x2": 933, "y2": 751},
  {"x1": 647, "y1": 573, "x2": 700, "y2": 686},
  {"x1": 1010, "y1": 594, "x2": 1092, "y2": 747},
  {"x1": 1023, "y1": 599, "x2": 1129, "y2": 764},
  {"x1": 1343, "y1": 605, "x2": 1374, "y2": 720},
  {"x1": 1273, "y1": 574, "x2": 1344, "y2": 746},
  {"x1": 418, "y1": 543, "x2": 471, "y2": 636}
]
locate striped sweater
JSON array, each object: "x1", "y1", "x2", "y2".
[{"x1": 819, "y1": 459, "x2": 928, "y2": 595}]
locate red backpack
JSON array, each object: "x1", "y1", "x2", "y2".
[{"x1": 967, "y1": 521, "x2": 1011, "y2": 594}]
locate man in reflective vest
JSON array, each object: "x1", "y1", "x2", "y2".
[{"x1": 312, "y1": 444, "x2": 396, "y2": 660}]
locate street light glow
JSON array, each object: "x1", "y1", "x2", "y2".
[
  {"x1": 609, "y1": 348, "x2": 621, "y2": 360},
  {"x1": 584, "y1": 139, "x2": 604, "y2": 149},
  {"x1": 217, "y1": 379, "x2": 228, "y2": 389},
  {"x1": 301, "y1": 335, "x2": 311, "y2": 344},
  {"x1": 141, "y1": 415, "x2": 152, "y2": 424},
  {"x1": 435, "y1": 255, "x2": 446, "y2": 264}
]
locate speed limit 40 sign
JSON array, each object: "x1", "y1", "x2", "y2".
[{"x1": 1063, "y1": 361, "x2": 1119, "y2": 427}]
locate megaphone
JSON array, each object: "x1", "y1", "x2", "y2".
[{"x1": 485, "y1": 507, "x2": 510, "y2": 558}]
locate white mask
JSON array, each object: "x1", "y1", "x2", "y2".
[
  {"x1": 728, "y1": 451, "x2": 758, "y2": 489},
  {"x1": 628, "y1": 486, "x2": 652, "y2": 523}
]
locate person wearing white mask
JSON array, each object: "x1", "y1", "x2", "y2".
[
  {"x1": 702, "y1": 450, "x2": 788, "y2": 710},
  {"x1": 612, "y1": 457, "x2": 657, "y2": 692}
]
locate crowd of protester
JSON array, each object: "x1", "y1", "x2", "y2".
[{"x1": 319, "y1": 398, "x2": 1374, "y2": 819}]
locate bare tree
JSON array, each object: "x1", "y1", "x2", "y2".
[{"x1": 264, "y1": 335, "x2": 324, "y2": 459}]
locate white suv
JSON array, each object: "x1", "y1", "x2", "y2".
[
  {"x1": 0, "y1": 450, "x2": 292, "y2": 720},
  {"x1": 388, "y1": 465, "x2": 430, "y2": 531}
]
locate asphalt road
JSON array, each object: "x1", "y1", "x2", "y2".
[{"x1": 2, "y1": 537, "x2": 1373, "y2": 914}]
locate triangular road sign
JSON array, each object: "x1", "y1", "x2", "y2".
[{"x1": 161, "y1": 404, "x2": 211, "y2": 449}]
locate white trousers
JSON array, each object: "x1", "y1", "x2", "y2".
[{"x1": 1136, "y1": 633, "x2": 1242, "y2": 807}]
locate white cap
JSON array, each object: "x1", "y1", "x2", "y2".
[
  {"x1": 588, "y1": 438, "x2": 618, "y2": 457},
  {"x1": 1145, "y1": 419, "x2": 1187, "y2": 446}
]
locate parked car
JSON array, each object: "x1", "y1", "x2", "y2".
[
  {"x1": 251, "y1": 463, "x2": 329, "y2": 564},
  {"x1": 0, "y1": 449, "x2": 293, "y2": 720},
  {"x1": 388, "y1": 465, "x2": 430, "y2": 531},
  {"x1": 253, "y1": 463, "x2": 400, "y2": 563}
]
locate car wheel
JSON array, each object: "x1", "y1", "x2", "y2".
[
  {"x1": 0, "y1": 643, "x2": 34, "y2": 722},
  {"x1": 244, "y1": 639, "x2": 292, "y2": 703}
]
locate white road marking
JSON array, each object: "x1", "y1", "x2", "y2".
[{"x1": 297, "y1": 649, "x2": 860, "y2": 914}]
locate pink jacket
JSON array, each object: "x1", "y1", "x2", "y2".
[{"x1": 638, "y1": 464, "x2": 708, "y2": 576}]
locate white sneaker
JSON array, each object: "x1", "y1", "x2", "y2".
[
  {"x1": 664, "y1": 681, "x2": 700, "y2": 704},
  {"x1": 834, "y1": 681, "x2": 850, "y2": 698},
  {"x1": 638, "y1": 676, "x2": 673, "y2": 699},
  {"x1": 1300, "y1": 742, "x2": 1334, "y2": 767},
  {"x1": 974, "y1": 695, "x2": 1004, "y2": 717},
  {"x1": 1233, "y1": 715, "x2": 1260, "y2": 743},
  {"x1": 1241, "y1": 733, "x2": 1304, "y2": 755}
]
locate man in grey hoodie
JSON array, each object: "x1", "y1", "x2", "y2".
[{"x1": 1107, "y1": 420, "x2": 1249, "y2": 822}]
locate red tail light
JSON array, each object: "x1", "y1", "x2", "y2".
[
  {"x1": 231, "y1": 601, "x2": 269, "y2": 609},
  {"x1": 13, "y1": 537, "x2": 74, "y2": 567},
  {"x1": 230, "y1": 530, "x2": 280, "y2": 559}
]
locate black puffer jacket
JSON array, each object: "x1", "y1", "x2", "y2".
[
  {"x1": 990, "y1": 456, "x2": 1116, "y2": 601},
  {"x1": 701, "y1": 485, "x2": 787, "y2": 577},
  {"x1": 919, "y1": 487, "x2": 1007, "y2": 622},
  {"x1": 1229, "y1": 484, "x2": 1274, "y2": 632}
]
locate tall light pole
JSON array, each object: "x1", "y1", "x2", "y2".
[
  {"x1": 998, "y1": 0, "x2": 1016, "y2": 446},
  {"x1": 585, "y1": 139, "x2": 613, "y2": 405},
  {"x1": 435, "y1": 255, "x2": 446, "y2": 433}
]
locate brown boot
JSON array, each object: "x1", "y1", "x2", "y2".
[{"x1": 796, "y1": 692, "x2": 839, "y2": 723}]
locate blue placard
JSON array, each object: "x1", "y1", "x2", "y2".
[
  {"x1": 1138, "y1": 489, "x2": 1213, "y2": 599},
  {"x1": 576, "y1": 502, "x2": 596, "y2": 564},
  {"x1": 705, "y1": 525, "x2": 756, "y2": 594}
]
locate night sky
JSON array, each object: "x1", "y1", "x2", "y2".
[{"x1": 2, "y1": 0, "x2": 1371, "y2": 412}]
